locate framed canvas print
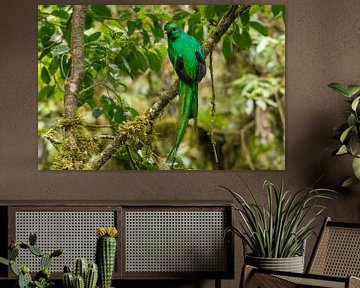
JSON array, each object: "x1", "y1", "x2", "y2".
[{"x1": 38, "y1": 4, "x2": 285, "y2": 170}]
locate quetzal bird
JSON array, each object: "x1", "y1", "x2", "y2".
[{"x1": 164, "y1": 23, "x2": 206, "y2": 165}]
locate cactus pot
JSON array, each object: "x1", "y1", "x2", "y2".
[{"x1": 245, "y1": 254, "x2": 304, "y2": 273}]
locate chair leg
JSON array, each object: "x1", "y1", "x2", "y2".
[
  {"x1": 215, "y1": 278, "x2": 221, "y2": 288},
  {"x1": 240, "y1": 265, "x2": 255, "y2": 288}
]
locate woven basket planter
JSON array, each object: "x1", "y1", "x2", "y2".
[{"x1": 245, "y1": 254, "x2": 305, "y2": 273}]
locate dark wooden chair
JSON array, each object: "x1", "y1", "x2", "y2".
[{"x1": 241, "y1": 217, "x2": 360, "y2": 288}]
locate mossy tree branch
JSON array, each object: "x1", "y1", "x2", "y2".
[
  {"x1": 85, "y1": 5, "x2": 250, "y2": 170},
  {"x1": 63, "y1": 5, "x2": 86, "y2": 149}
]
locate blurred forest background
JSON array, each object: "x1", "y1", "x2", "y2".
[{"x1": 38, "y1": 5, "x2": 285, "y2": 170}]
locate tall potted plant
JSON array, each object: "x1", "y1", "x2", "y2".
[
  {"x1": 328, "y1": 83, "x2": 360, "y2": 187},
  {"x1": 222, "y1": 179, "x2": 334, "y2": 273}
]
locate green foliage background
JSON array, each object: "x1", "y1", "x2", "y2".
[{"x1": 38, "y1": 5, "x2": 285, "y2": 170}]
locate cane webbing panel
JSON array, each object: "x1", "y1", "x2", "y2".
[
  {"x1": 277, "y1": 275, "x2": 345, "y2": 288},
  {"x1": 309, "y1": 226, "x2": 360, "y2": 277},
  {"x1": 125, "y1": 210, "x2": 227, "y2": 273},
  {"x1": 15, "y1": 211, "x2": 115, "y2": 272}
]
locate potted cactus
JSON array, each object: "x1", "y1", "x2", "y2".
[
  {"x1": 96, "y1": 227, "x2": 118, "y2": 288},
  {"x1": 0, "y1": 232, "x2": 63, "y2": 288},
  {"x1": 62, "y1": 258, "x2": 98, "y2": 288}
]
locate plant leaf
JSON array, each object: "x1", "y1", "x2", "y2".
[
  {"x1": 41, "y1": 67, "x2": 51, "y2": 84},
  {"x1": 351, "y1": 96, "x2": 360, "y2": 111},
  {"x1": 352, "y1": 157, "x2": 360, "y2": 179},
  {"x1": 240, "y1": 8, "x2": 250, "y2": 26},
  {"x1": 348, "y1": 85, "x2": 360, "y2": 96},
  {"x1": 52, "y1": 45, "x2": 70, "y2": 57},
  {"x1": 340, "y1": 126, "x2": 352, "y2": 143},
  {"x1": 222, "y1": 35, "x2": 232, "y2": 59},
  {"x1": 90, "y1": 5, "x2": 112, "y2": 18},
  {"x1": 336, "y1": 145, "x2": 348, "y2": 155},
  {"x1": 249, "y1": 21, "x2": 268, "y2": 36},
  {"x1": 342, "y1": 177, "x2": 360, "y2": 187},
  {"x1": 328, "y1": 83, "x2": 351, "y2": 97}
]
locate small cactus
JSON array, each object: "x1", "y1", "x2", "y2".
[
  {"x1": 74, "y1": 258, "x2": 87, "y2": 279},
  {"x1": 85, "y1": 262, "x2": 98, "y2": 288},
  {"x1": 63, "y1": 273, "x2": 74, "y2": 288},
  {"x1": 41, "y1": 253, "x2": 52, "y2": 270},
  {"x1": 0, "y1": 232, "x2": 63, "y2": 288},
  {"x1": 9, "y1": 246, "x2": 19, "y2": 260},
  {"x1": 18, "y1": 268, "x2": 32, "y2": 288},
  {"x1": 63, "y1": 259, "x2": 98, "y2": 288},
  {"x1": 74, "y1": 275, "x2": 85, "y2": 288},
  {"x1": 29, "y1": 245, "x2": 44, "y2": 257},
  {"x1": 51, "y1": 248, "x2": 64, "y2": 257},
  {"x1": 96, "y1": 227, "x2": 118, "y2": 288},
  {"x1": 10, "y1": 260, "x2": 20, "y2": 276}
]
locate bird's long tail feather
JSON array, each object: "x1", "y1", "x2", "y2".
[{"x1": 167, "y1": 81, "x2": 198, "y2": 166}]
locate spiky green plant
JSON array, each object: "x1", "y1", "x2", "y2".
[
  {"x1": 62, "y1": 260, "x2": 98, "y2": 288},
  {"x1": 222, "y1": 179, "x2": 335, "y2": 258},
  {"x1": 96, "y1": 227, "x2": 118, "y2": 288},
  {"x1": 0, "y1": 232, "x2": 63, "y2": 288}
]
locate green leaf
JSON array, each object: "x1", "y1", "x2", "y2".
[
  {"x1": 272, "y1": 5, "x2": 285, "y2": 17},
  {"x1": 51, "y1": 9, "x2": 69, "y2": 20},
  {"x1": 128, "y1": 49, "x2": 148, "y2": 73},
  {"x1": 328, "y1": 83, "x2": 352, "y2": 97},
  {"x1": 241, "y1": 8, "x2": 250, "y2": 26},
  {"x1": 242, "y1": 30, "x2": 252, "y2": 48},
  {"x1": 90, "y1": 5, "x2": 112, "y2": 18},
  {"x1": 52, "y1": 45, "x2": 70, "y2": 57},
  {"x1": 340, "y1": 126, "x2": 352, "y2": 143},
  {"x1": 233, "y1": 27, "x2": 252, "y2": 51},
  {"x1": 39, "y1": 85, "x2": 55, "y2": 100},
  {"x1": 48, "y1": 58, "x2": 59, "y2": 75},
  {"x1": 172, "y1": 11, "x2": 190, "y2": 21},
  {"x1": 352, "y1": 157, "x2": 360, "y2": 179},
  {"x1": 41, "y1": 67, "x2": 51, "y2": 84},
  {"x1": 39, "y1": 25, "x2": 55, "y2": 46},
  {"x1": 348, "y1": 85, "x2": 360, "y2": 96},
  {"x1": 146, "y1": 51, "x2": 161, "y2": 72},
  {"x1": 214, "y1": 5, "x2": 230, "y2": 16},
  {"x1": 114, "y1": 107, "x2": 125, "y2": 124},
  {"x1": 336, "y1": 144, "x2": 348, "y2": 155},
  {"x1": 249, "y1": 21, "x2": 268, "y2": 36},
  {"x1": 249, "y1": 5, "x2": 262, "y2": 15},
  {"x1": 142, "y1": 29, "x2": 150, "y2": 46},
  {"x1": 342, "y1": 177, "x2": 360, "y2": 187},
  {"x1": 222, "y1": 35, "x2": 232, "y2": 59},
  {"x1": 151, "y1": 23, "x2": 164, "y2": 40},
  {"x1": 0, "y1": 257, "x2": 9, "y2": 266},
  {"x1": 127, "y1": 20, "x2": 137, "y2": 35},
  {"x1": 92, "y1": 107, "x2": 103, "y2": 118},
  {"x1": 115, "y1": 55, "x2": 131, "y2": 76},
  {"x1": 87, "y1": 31, "x2": 101, "y2": 42},
  {"x1": 351, "y1": 96, "x2": 360, "y2": 111},
  {"x1": 203, "y1": 6, "x2": 215, "y2": 20}
]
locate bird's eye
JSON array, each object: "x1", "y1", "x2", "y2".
[{"x1": 172, "y1": 28, "x2": 176, "y2": 31}]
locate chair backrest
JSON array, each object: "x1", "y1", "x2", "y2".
[{"x1": 307, "y1": 217, "x2": 360, "y2": 277}]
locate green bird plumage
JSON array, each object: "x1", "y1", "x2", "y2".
[{"x1": 164, "y1": 23, "x2": 206, "y2": 165}]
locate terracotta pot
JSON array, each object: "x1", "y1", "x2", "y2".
[{"x1": 245, "y1": 254, "x2": 304, "y2": 273}]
